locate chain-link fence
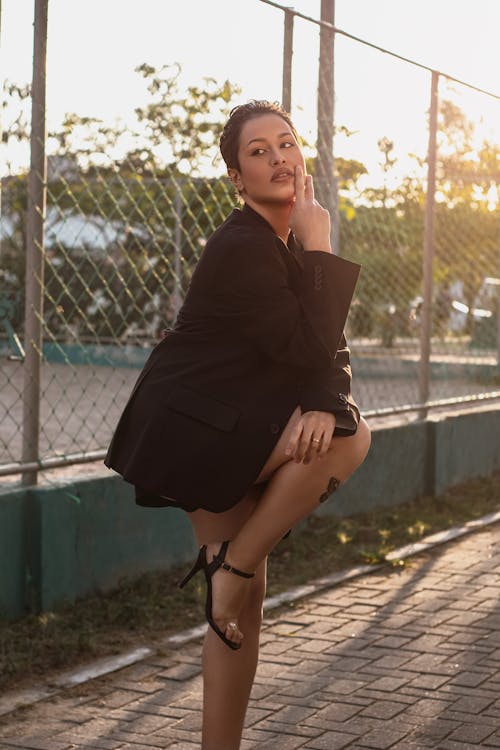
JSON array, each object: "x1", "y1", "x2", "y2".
[{"x1": 1, "y1": 0, "x2": 500, "y2": 485}]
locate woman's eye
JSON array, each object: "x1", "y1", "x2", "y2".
[
  {"x1": 251, "y1": 148, "x2": 266, "y2": 156},
  {"x1": 281, "y1": 141, "x2": 294, "y2": 148}
]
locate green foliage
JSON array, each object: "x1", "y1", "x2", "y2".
[
  {"x1": 133, "y1": 63, "x2": 241, "y2": 173},
  {"x1": 2, "y1": 72, "x2": 500, "y2": 347}
]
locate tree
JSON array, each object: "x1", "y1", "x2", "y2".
[{"x1": 1, "y1": 64, "x2": 242, "y2": 341}]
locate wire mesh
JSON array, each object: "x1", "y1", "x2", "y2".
[{"x1": 1, "y1": 0, "x2": 500, "y2": 482}]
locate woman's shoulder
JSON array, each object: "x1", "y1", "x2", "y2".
[
  {"x1": 200, "y1": 208, "x2": 277, "y2": 270},
  {"x1": 208, "y1": 206, "x2": 274, "y2": 247}
]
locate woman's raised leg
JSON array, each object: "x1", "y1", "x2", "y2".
[
  {"x1": 231, "y1": 416, "x2": 371, "y2": 572},
  {"x1": 210, "y1": 413, "x2": 371, "y2": 648}
]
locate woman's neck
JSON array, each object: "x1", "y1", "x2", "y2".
[{"x1": 243, "y1": 199, "x2": 292, "y2": 244}]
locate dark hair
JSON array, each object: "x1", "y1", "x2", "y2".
[{"x1": 219, "y1": 100, "x2": 299, "y2": 171}]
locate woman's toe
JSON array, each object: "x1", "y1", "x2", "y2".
[{"x1": 225, "y1": 620, "x2": 243, "y2": 644}]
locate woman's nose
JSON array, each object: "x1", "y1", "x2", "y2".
[{"x1": 270, "y1": 150, "x2": 285, "y2": 165}]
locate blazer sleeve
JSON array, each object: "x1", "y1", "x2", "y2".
[
  {"x1": 299, "y1": 334, "x2": 360, "y2": 435},
  {"x1": 211, "y1": 233, "x2": 361, "y2": 372}
]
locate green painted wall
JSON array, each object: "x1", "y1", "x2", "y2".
[
  {"x1": 324, "y1": 420, "x2": 430, "y2": 519},
  {"x1": 1, "y1": 407, "x2": 499, "y2": 621},
  {"x1": 0, "y1": 487, "x2": 30, "y2": 619},
  {"x1": 433, "y1": 410, "x2": 500, "y2": 495}
]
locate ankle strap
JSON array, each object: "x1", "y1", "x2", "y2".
[
  {"x1": 213, "y1": 540, "x2": 255, "y2": 579},
  {"x1": 221, "y1": 561, "x2": 255, "y2": 579}
]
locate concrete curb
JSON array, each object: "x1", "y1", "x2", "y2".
[{"x1": 2, "y1": 508, "x2": 500, "y2": 718}]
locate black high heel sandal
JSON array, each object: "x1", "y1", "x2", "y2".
[{"x1": 178, "y1": 540, "x2": 255, "y2": 650}]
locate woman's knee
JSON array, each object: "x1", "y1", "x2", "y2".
[
  {"x1": 353, "y1": 417, "x2": 371, "y2": 462},
  {"x1": 321, "y1": 417, "x2": 370, "y2": 482}
]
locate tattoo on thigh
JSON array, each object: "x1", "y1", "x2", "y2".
[{"x1": 318, "y1": 476, "x2": 341, "y2": 504}]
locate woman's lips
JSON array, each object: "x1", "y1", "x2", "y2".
[{"x1": 271, "y1": 171, "x2": 294, "y2": 182}]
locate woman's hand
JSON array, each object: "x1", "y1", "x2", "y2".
[
  {"x1": 289, "y1": 165, "x2": 332, "y2": 253},
  {"x1": 285, "y1": 410, "x2": 336, "y2": 464}
]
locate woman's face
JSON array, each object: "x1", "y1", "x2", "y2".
[{"x1": 229, "y1": 113, "x2": 305, "y2": 207}]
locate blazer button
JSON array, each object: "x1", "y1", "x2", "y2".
[
  {"x1": 270, "y1": 423, "x2": 280, "y2": 434},
  {"x1": 338, "y1": 393, "x2": 348, "y2": 405}
]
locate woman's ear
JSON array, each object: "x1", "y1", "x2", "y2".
[{"x1": 228, "y1": 168, "x2": 244, "y2": 193}]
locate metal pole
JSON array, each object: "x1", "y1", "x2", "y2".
[
  {"x1": 22, "y1": 0, "x2": 48, "y2": 486},
  {"x1": 316, "y1": 0, "x2": 338, "y2": 252},
  {"x1": 418, "y1": 69, "x2": 439, "y2": 417},
  {"x1": 282, "y1": 8, "x2": 294, "y2": 112},
  {"x1": 173, "y1": 187, "x2": 183, "y2": 320},
  {"x1": 497, "y1": 276, "x2": 500, "y2": 367},
  {"x1": 0, "y1": 0, "x2": 3, "y2": 228}
]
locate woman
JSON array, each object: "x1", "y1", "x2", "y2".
[{"x1": 105, "y1": 100, "x2": 371, "y2": 750}]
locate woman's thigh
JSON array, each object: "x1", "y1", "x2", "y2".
[
  {"x1": 254, "y1": 406, "x2": 302, "y2": 484},
  {"x1": 188, "y1": 406, "x2": 302, "y2": 545},
  {"x1": 255, "y1": 410, "x2": 370, "y2": 486}
]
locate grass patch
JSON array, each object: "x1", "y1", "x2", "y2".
[{"x1": 2, "y1": 471, "x2": 500, "y2": 693}]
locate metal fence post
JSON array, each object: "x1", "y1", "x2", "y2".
[
  {"x1": 172, "y1": 185, "x2": 183, "y2": 320},
  {"x1": 316, "y1": 0, "x2": 338, "y2": 253},
  {"x1": 282, "y1": 8, "x2": 294, "y2": 112},
  {"x1": 418, "y1": 70, "x2": 439, "y2": 417},
  {"x1": 497, "y1": 276, "x2": 500, "y2": 367},
  {"x1": 22, "y1": 0, "x2": 48, "y2": 486}
]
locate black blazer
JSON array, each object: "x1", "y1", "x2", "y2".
[{"x1": 105, "y1": 204, "x2": 361, "y2": 512}]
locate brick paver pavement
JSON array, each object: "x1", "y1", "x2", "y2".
[{"x1": 3, "y1": 523, "x2": 500, "y2": 749}]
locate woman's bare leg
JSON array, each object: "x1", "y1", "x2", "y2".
[
  {"x1": 232, "y1": 416, "x2": 371, "y2": 571},
  {"x1": 185, "y1": 414, "x2": 370, "y2": 749},
  {"x1": 210, "y1": 414, "x2": 371, "y2": 647},
  {"x1": 189, "y1": 487, "x2": 266, "y2": 750}
]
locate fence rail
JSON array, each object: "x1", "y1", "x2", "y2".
[{"x1": 1, "y1": 0, "x2": 500, "y2": 484}]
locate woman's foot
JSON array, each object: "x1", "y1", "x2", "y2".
[{"x1": 206, "y1": 542, "x2": 254, "y2": 648}]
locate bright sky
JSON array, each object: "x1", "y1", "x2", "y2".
[{"x1": 2, "y1": 0, "x2": 500, "y2": 180}]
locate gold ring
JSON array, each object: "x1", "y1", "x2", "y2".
[{"x1": 312, "y1": 438, "x2": 321, "y2": 444}]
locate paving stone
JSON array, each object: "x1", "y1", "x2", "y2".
[
  {"x1": 0, "y1": 741, "x2": 74, "y2": 750},
  {"x1": 251, "y1": 736, "x2": 307, "y2": 750},
  {"x1": 404, "y1": 697, "x2": 453, "y2": 717},
  {"x1": 55, "y1": 738, "x2": 124, "y2": 749},
  {"x1": 364, "y1": 675, "x2": 411, "y2": 692},
  {"x1": 448, "y1": 722, "x2": 497, "y2": 744},
  {"x1": 252, "y1": 719, "x2": 320, "y2": 738},
  {"x1": 360, "y1": 700, "x2": 408, "y2": 720},
  {"x1": 407, "y1": 717, "x2": 458, "y2": 743},
  {"x1": 371, "y1": 636, "x2": 412, "y2": 649},
  {"x1": 321, "y1": 678, "x2": 370, "y2": 695},
  {"x1": 451, "y1": 694, "x2": 495, "y2": 714},
  {"x1": 368, "y1": 653, "x2": 411, "y2": 670},
  {"x1": 449, "y1": 670, "x2": 491, "y2": 687},
  {"x1": 406, "y1": 673, "x2": 450, "y2": 690},
  {"x1": 158, "y1": 663, "x2": 201, "y2": 681},
  {"x1": 304, "y1": 731, "x2": 357, "y2": 749},
  {"x1": 354, "y1": 722, "x2": 413, "y2": 749},
  {"x1": 305, "y1": 700, "x2": 362, "y2": 724},
  {"x1": 5, "y1": 525, "x2": 500, "y2": 748},
  {"x1": 484, "y1": 731, "x2": 500, "y2": 747}
]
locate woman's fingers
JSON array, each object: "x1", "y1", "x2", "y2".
[
  {"x1": 294, "y1": 166, "x2": 314, "y2": 204},
  {"x1": 296, "y1": 428, "x2": 315, "y2": 462},
  {"x1": 290, "y1": 167, "x2": 331, "y2": 252},
  {"x1": 294, "y1": 164, "x2": 305, "y2": 202},
  {"x1": 286, "y1": 411, "x2": 336, "y2": 464},
  {"x1": 285, "y1": 419, "x2": 304, "y2": 457},
  {"x1": 304, "y1": 173, "x2": 315, "y2": 202},
  {"x1": 318, "y1": 424, "x2": 335, "y2": 458}
]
